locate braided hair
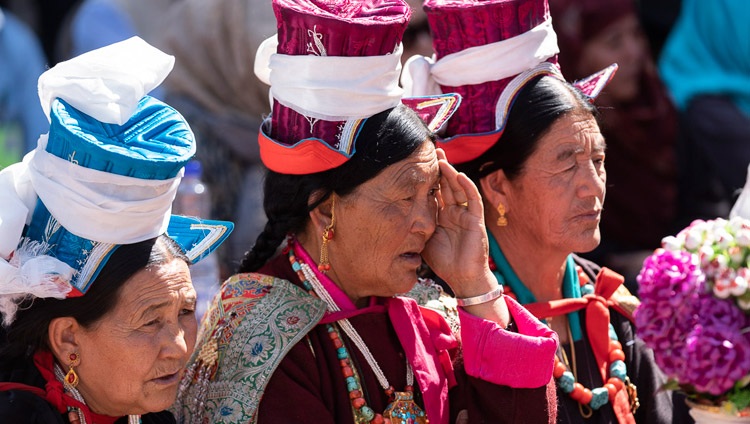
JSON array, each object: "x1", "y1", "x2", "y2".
[{"x1": 238, "y1": 104, "x2": 434, "y2": 272}]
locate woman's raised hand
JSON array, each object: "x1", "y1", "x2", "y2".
[{"x1": 422, "y1": 149, "x2": 496, "y2": 298}]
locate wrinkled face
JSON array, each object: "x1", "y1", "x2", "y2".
[
  {"x1": 505, "y1": 112, "x2": 606, "y2": 255},
  {"x1": 578, "y1": 14, "x2": 648, "y2": 102},
  {"x1": 327, "y1": 140, "x2": 439, "y2": 304},
  {"x1": 75, "y1": 258, "x2": 197, "y2": 416}
]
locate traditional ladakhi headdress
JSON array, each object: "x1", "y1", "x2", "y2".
[
  {"x1": 401, "y1": 0, "x2": 618, "y2": 165},
  {"x1": 0, "y1": 37, "x2": 234, "y2": 325},
  {"x1": 253, "y1": 0, "x2": 462, "y2": 175}
]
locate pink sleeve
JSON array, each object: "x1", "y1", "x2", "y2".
[{"x1": 459, "y1": 296, "x2": 558, "y2": 388}]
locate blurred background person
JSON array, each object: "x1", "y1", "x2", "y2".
[
  {"x1": 0, "y1": 7, "x2": 48, "y2": 168},
  {"x1": 551, "y1": 0, "x2": 680, "y2": 293},
  {"x1": 157, "y1": 0, "x2": 276, "y2": 279},
  {"x1": 659, "y1": 0, "x2": 750, "y2": 224},
  {"x1": 634, "y1": 0, "x2": 681, "y2": 62},
  {"x1": 402, "y1": 0, "x2": 433, "y2": 65},
  {"x1": 54, "y1": 0, "x2": 179, "y2": 99},
  {"x1": 0, "y1": 0, "x2": 77, "y2": 64}
]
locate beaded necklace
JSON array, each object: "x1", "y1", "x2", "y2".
[
  {"x1": 550, "y1": 279, "x2": 634, "y2": 418},
  {"x1": 488, "y1": 250, "x2": 639, "y2": 417},
  {"x1": 288, "y1": 245, "x2": 428, "y2": 424}
]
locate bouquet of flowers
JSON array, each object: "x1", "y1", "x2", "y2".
[{"x1": 635, "y1": 217, "x2": 750, "y2": 417}]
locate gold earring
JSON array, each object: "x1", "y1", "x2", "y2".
[
  {"x1": 318, "y1": 196, "x2": 336, "y2": 273},
  {"x1": 496, "y1": 203, "x2": 508, "y2": 227},
  {"x1": 65, "y1": 352, "x2": 80, "y2": 388}
]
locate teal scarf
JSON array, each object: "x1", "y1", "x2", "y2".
[{"x1": 488, "y1": 231, "x2": 584, "y2": 341}]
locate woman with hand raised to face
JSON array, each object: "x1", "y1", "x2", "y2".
[
  {"x1": 172, "y1": 1, "x2": 559, "y2": 423},
  {"x1": 402, "y1": 0, "x2": 681, "y2": 423}
]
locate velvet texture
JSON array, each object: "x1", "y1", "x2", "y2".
[
  {"x1": 269, "y1": 0, "x2": 410, "y2": 147},
  {"x1": 423, "y1": 0, "x2": 551, "y2": 136}
]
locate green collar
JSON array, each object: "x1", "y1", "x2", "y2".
[{"x1": 487, "y1": 231, "x2": 583, "y2": 341}]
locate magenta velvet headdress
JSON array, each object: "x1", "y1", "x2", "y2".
[
  {"x1": 401, "y1": 0, "x2": 617, "y2": 164},
  {"x1": 254, "y1": 0, "x2": 461, "y2": 175}
]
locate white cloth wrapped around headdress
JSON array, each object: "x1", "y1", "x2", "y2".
[{"x1": 0, "y1": 37, "x2": 233, "y2": 326}]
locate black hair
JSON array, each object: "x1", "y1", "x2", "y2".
[
  {"x1": 0, "y1": 234, "x2": 188, "y2": 362},
  {"x1": 238, "y1": 104, "x2": 434, "y2": 273},
  {"x1": 456, "y1": 75, "x2": 599, "y2": 184}
]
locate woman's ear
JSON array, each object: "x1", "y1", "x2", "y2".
[
  {"x1": 479, "y1": 169, "x2": 511, "y2": 212},
  {"x1": 48, "y1": 317, "x2": 81, "y2": 365},
  {"x1": 308, "y1": 193, "x2": 335, "y2": 236}
]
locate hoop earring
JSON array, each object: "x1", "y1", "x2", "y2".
[
  {"x1": 318, "y1": 196, "x2": 336, "y2": 273},
  {"x1": 496, "y1": 203, "x2": 508, "y2": 227},
  {"x1": 65, "y1": 352, "x2": 80, "y2": 388}
]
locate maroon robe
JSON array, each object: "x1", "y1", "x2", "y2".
[{"x1": 256, "y1": 253, "x2": 557, "y2": 423}]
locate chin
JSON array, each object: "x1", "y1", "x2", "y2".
[
  {"x1": 571, "y1": 232, "x2": 602, "y2": 254},
  {"x1": 390, "y1": 271, "x2": 419, "y2": 295}
]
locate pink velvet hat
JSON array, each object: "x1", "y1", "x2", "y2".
[
  {"x1": 254, "y1": 0, "x2": 461, "y2": 175},
  {"x1": 401, "y1": 0, "x2": 617, "y2": 164}
]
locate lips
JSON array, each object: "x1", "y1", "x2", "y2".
[
  {"x1": 573, "y1": 209, "x2": 601, "y2": 221},
  {"x1": 399, "y1": 251, "x2": 423, "y2": 267},
  {"x1": 151, "y1": 369, "x2": 182, "y2": 385}
]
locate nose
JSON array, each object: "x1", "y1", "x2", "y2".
[
  {"x1": 576, "y1": 160, "x2": 606, "y2": 201},
  {"x1": 412, "y1": 196, "x2": 437, "y2": 238},
  {"x1": 161, "y1": 319, "x2": 194, "y2": 360}
]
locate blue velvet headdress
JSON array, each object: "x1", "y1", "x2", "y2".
[{"x1": 0, "y1": 37, "x2": 233, "y2": 324}]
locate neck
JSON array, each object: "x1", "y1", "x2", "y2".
[
  {"x1": 489, "y1": 226, "x2": 569, "y2": 303},
  {"x1": 295, "y1": 232, "x2": 365, "y2": 308}
]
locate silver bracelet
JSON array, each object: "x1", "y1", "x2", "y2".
[{"x1": 455, "y1": 285, "x2": 504, "y2": 307}]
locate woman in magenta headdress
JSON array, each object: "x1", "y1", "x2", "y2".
[
  {"x1": 402, "y1": 0, "x2": 680, "y2": 422},
  {"x1": 550, "y1": 0, "x2": 680, "y2": 289},
  {"x1": 173, "y1": 1, "x2": 560, "y2": 423}
]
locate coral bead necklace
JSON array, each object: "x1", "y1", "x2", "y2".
[
  {"x1": 552, "y1": 319, "x2": 635, "y2": 418},
  {"x1": 288, "y1": 245, "x2": 428, "y2": 424},
  {"x1": 490, "y1": 251, "x2": 639, "y2": 418}
]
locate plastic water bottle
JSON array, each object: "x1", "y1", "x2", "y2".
[{"x1": 173, "y1": 160, "x2": 221, "y2": 321}]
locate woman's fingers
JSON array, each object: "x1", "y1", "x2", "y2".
[
  {"x1": 456, "y1": 171, "x2": 483, "y2": 214},
  {"x1": 438, "y1": 159, "x2": 467, "y2": 206}
]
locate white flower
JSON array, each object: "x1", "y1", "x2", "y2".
[
  {"x1": 731, "y1": 274, "x2": 749, "y2": 297},
  {"x1": 662, "y1": 235, "x2": 683, "y2": 251},
  {"x1": 699, "y1": 245, "x2": 715, "y2": 267},
  {"x1": 684, "y1": 229, "x2": 704, "y2": 251},
  {"x1": 715, "y1": 228, "x2": 734, "y2": 250},
  {"x1": 713, "y1": 277, "x2": 732, "y2": 299},
  {"x1": 736, "y1": 229, "x2": 750, "y2": 247}
]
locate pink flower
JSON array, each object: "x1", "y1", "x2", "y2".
[{"x1": 636, "y1": 220, "x2": 750, "y2": 400}]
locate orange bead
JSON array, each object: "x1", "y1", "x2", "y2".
[
  {"x1": 349, "y1": 390, "x2": 362, "y2": 399},
  {"x1": 371, "y1": 415, "x2": 385, "y2": 424},
  {"x1": 342, "y1": 366, "x2": 353, "y2": 377},
  {"x1": 609, "y1": 340, "x2": 622, "y2": 351},
  {"x1": 333, "y1": 338, "x2": 343, "y2": 348},
  {"x1": 553, "y1": 361, "x2": 567, "y2": 379},
  {"x1": 605, "y1": 383, "x2": 618, "y2": 400},
  {"x1": 352, "y1": 397, "x2": 366, "y2": 409},
  {"x1": 579, "y1": 388, "x2": 593, "y2": 405},
  {"x1": 608, "y1": 377, "x2": 624, "y2": 391},
  {"x1": 570, "y1": 383, "x2": 585, "y2": 401},
  {"x1": 609, "y1": 349, "x2": 626, "y2": 363}
]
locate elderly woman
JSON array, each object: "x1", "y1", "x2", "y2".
[
  {"x1": 402, "y1": 0, "x2": 679, "y2": 423},
  {"x1": 550, "y1": 0, "x2": 679, "y2": 289},
  {"x1": 173, "y1": 1, "x2": 558, "y2": 423},
  {"x1": 0, "y1": 38, "x2": 232, "y2": 423}
]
